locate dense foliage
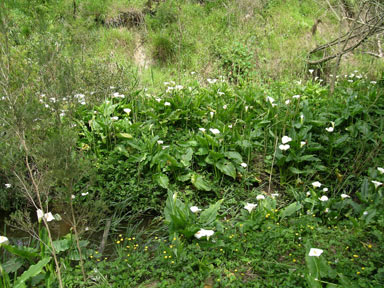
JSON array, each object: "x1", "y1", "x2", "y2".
[{"x1": 1, "y1": 0, "x2": 384, "y2": 287}]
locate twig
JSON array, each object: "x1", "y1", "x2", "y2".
[
  {"x1": 99, "y1": 217, "x2": 112, "y2": 255},
  {"x1": 268, "y1": 137, "x2": 279, "y2": 194},
  {"x1": 324, "y1": 0, "x2": 341, "y2": 21}
]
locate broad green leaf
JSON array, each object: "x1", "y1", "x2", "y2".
[
  {"x1": 14, "y1": 257, "x2": 51, "y2": 288},
  {"x1": 289, "y1": 167, "x2": 304, "y2": 174},
  {"x1": 154, "y1": 173, "x2": 169, "y2": 189},
  {"x1": 215, "y1": 160, "x2": 236, "y2": 179},
  {"x1": 205, "y1": 151, "x2": 224, "y2": 165},
  {"x1": 235, "y1": 140, "x2": 252, "y2": 148},
  {"x1": 2, "y1": 257, "x2": 23, "y2": 274},
  {"x1": 177, "y1": 173, "x2": 191, "y2": 182},
  {"x1": 280, "y1": 202, "x2": 302, "y2": 220},
  {"x1": 181, "y1": 148, "x2": 193, "y2": 166},
  {"x1": 191, "y1": 173, "x2": 211, "y2": 191},
  {"x1": 306, "y1": 274, "x2": 322, "y2": 288},
  {"x1": 52, "y1": 239, "x2": 71, "y2": 253},
  {"x1": 196, "y1": 147, "x2": 208, "y2": 155},
  {"x1": 334, "y1": 134, "x2": 349, "y2": 147},
  {"x1": 200, "y1": 199, "x2": 223, "y2": 226},
  {"x1": 224, "y1": 151, "x2": 243, "y2": 162},
  {"x1": 2, "y1": 245, "x2": 38, "y2": 262}
]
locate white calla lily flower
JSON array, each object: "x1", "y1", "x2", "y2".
[
  {"x1": 194, "y1": 229, "x2": 214, "y2": 239},
  {"x1": 244, "y1": 203, "x2": 257, "y2": 213},
  {"x1": 190, "y1": 206, "x2": 202, "y2": 213},
  {"x1": 309, "y1": 248, "x2": 323, "y2": 257}
]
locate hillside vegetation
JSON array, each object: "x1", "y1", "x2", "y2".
[{"x1": 0, "y1": 0, "x2": 384, "y2": 287}]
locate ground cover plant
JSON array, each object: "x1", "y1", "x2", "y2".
[{"x1": 1, "y1": 0, "x2": 384, "y2": 287}]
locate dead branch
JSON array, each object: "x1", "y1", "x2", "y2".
[{"x1": 308, "y1": 10, "x2": 384, "y2": 65}]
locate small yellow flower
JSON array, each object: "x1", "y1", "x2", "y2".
[
  {"x1": 293, "y1": 259, "x2": 296, "y2": 263},
  {"x1": 368, "y1": 244, "x2": 372, "y2": 249},
  {"x1": 298, "y1": 244, "x2": 302, "y2": 247},
  {"x1": 90, "y1": 255, "x2": 93, "y2": 258},
  {"x1": 235, "y1": 249, "x2": 238, "y2": 252},
  {"x1": 95, "y1": 251, "x2": 99, "y2": 254},
  {"x1": 164, "y1": 256, "x2": 168, "y2": 259},
  {"x1": 168, "y1": 256, "x2": 172, "y2": 259},
  {"x1": 97, "y1": 259, "x2": 100, "y2": 262},
  {"x1": 126, "y1": 246, "x2": 130, "y2": 248},
  {"x1": 239, "y1": 224, "x2": 243, "y2": 227},
  {"x1": 155, "y1": 237, "x2": 158, "y2": 240},
  {"x1": 171, "y1": 261, "x2": 175, "y2": 264},
  {"x1": 362, "y1": 267, "x2": 365, "y2": 270},
  {"x1": 353, "y1": 255, "x2": 359, "y2": 258},
  {"x1": 234, "y1": 269, "x2": 238, "y2": 272},
  {"x1": 128, "y1": 238, "x2": 132, "y2": 241},
  {"x1": 163, "y1": 251, "x2": 167, "y2": 254},
  {"x1": 119, "y1": 234, "x2": 122, "y2": 237},
  {"x1": 132, "y1": 237, "x2": 135, "y2": 240},
  {"x1": 127, "y1": 254, "x2": 130, "y2": 257},
  {"x1": 357, "y1": 272, "x2": 360, "y2": 275},
  {"x1": 104, "y1": 257, "x2": 108, "y2": 260},
  {"x1": 169, "y1": 245, "x2": 173, "y2": 248},
  {"x1": 116, "y1": 241, "x2": 120, "y2": 244},
  {"x1": 173, "y1": 237, "x2": 176, "y2": 241},
  {"x1": 120, "y1": 238, "x2": 124, "y2": 241}
]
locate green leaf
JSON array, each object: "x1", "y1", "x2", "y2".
[
  {"x1": 235, "y1": 140, "x2": 252, "y2": 148},
  {"x1": 306, "y1": 274, "x2": 322, "y2": 288},
  {"x1": 205, "y1": 151, "x2": 224, "y2": 165},
  {"x1": 116, "y1": 133, "x2": 133, "y2": 139},
  {"x1": 200, "y1": 199, "x2": 223, "y2": 226},
  {"x1": 2, "y1": 245, "x2": 39, "y2": 262},
  {"x1": 298, "y1": 155, "x2": 319, "y2": 162},
  {"x1": 339, "y1": 273, "x2": 358, "y2": 288},
  {"x1": 177, "y1": 173, "x2": 191, "y2": 182},
  {"x1": 14, "y1": 257, "x2": 51, "y2": 288},
  {"x1": 224, "y1": 151, "x2": 243, "y2": 162},
  {"x1": 280, "y1": 202, "x2": 302, "y2": 220},
  {"x1": 334, "y1": 134, "x2": 349, "y2": 147},
  {"x1": 191, "y1": 173, "x2": 211, "y2": 191},
  {"x1": 181, "y1": 148, "x2": 193, "y2": 166},
  {"x1": 154, "y1": 173, "x2": 169, "y2": 189},
  {"x1": 215, "y1": 160, "x2": 236, "y2": 179},
  {"x1": 289, "y1": 167, "x2": 304, "y2": 174},
  {"x1": 52, "y1": 239, "x2": 71, "y2": 253},
  {"x1": 2, "y1": 257, "x2": 24, "y2": 274}
]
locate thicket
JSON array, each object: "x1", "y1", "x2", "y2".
[{"x1": 1, "y1": 0, "x2": 384, "y2": 287}]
